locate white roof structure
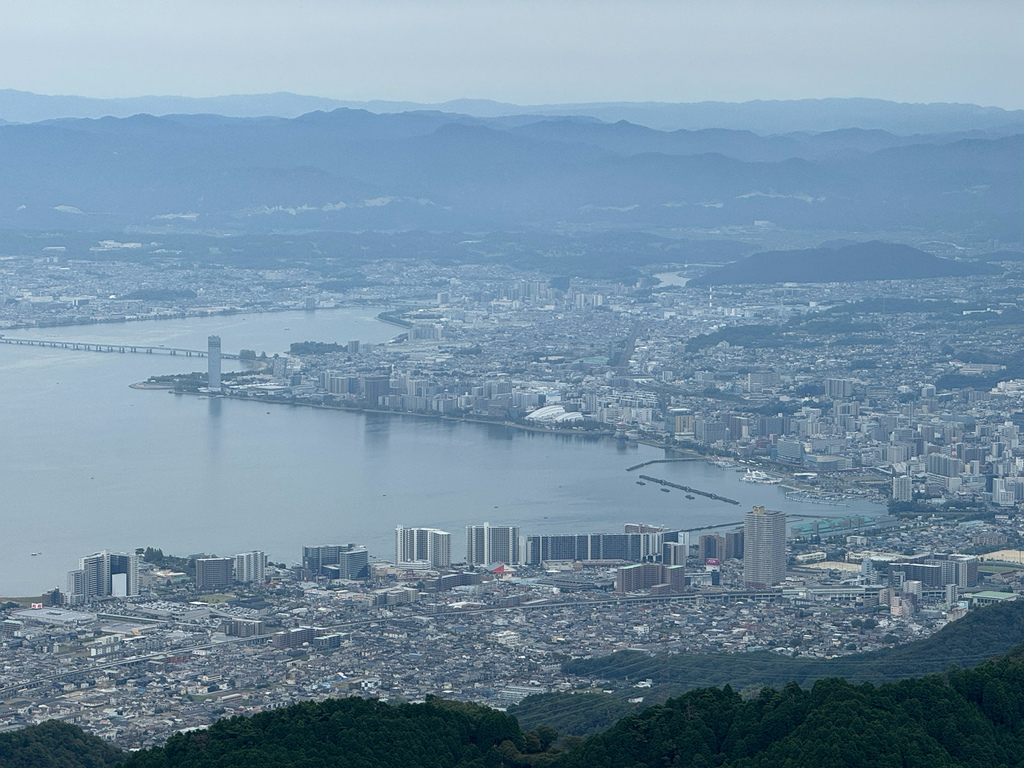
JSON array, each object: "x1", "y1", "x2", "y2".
[{"x1": 524, "y1": 405, "x2": 583, "y2": 423}]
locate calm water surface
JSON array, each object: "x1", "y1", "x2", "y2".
[{"x1": 0, "y1": 308, "x2": 879, "y2": 595}]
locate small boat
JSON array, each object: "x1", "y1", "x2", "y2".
[
  {"x1": 660, "y1": 487, "x2": 670, "y2": 493},
  {"x1": 30, "y1": 552, "x2": 40, "y2": 556},
  {"x1": 686, "y1": 495, "x2": 695, "y2": 500},
  {"x1": 636, "y1": 481, "x2": 646, "y2": 486}
]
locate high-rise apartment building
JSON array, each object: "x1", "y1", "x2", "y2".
[
  {"x1": 396, "y1": 526, "x2": 451, "y2": 569},
  {"x1": 824, "y1": 378, "x2": 856, "y2": 399},
  {"x1": 195, "y1": 557, "x2": 234, "y2": 590},
  {"x1": 524, "y1": 532, "x2": 662, "y2": 566},
  {"x1": 234, "y1": 551, "x2": 267, "y2": 584},
  {"x1": 466, "y1": 523, "x2": 520, "y2": 565},
  {"x1": 743, "y1": 506, "x2": 786, "y2": 589},
  {"x1": 208, "y1": 335, "x2": 222, "y2": 391},
  {"x1": 66, "y1": 550, "x2": 139, "y2": 605},
  {"x1": 892, "y1": 475, "x2": 913, "y2": 502},
  {"x1": 301, "y1": 544, "x2": 369, "y2": 579}
]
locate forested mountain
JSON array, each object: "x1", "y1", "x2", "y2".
[
  {"x1": 120, "y1": 697, "x2": 562, "y2": 768},
  {"x1": 688, "y1": 241, "x2": 999, "y2": 285},
  {"x1": 0, "y1": 719, "x2": 123, "y2": 768},
  {"x1": 3, "y1": 91, "x2": 1023, "y2": 134},
  {"x1": 556, "y1": 652, "x2": 1024, "y2": 768},
  {"x1": 0, "y1": 108, "x2": 1018, "y2": 239},
  {"x1": 13, "y1": 650, "x2": 1024, "y2": 767},
  {"x1": 514, "y1": 599, "x2": 1024, "y2": 735}
]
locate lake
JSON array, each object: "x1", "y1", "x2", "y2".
[{"x1": 0, "y1": 308, "x2": 879, "y2": 595}]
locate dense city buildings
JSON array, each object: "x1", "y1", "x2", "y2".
[
  {"x1": 4, "y1": 231, "x2": 1024, "y2": 753},
  {"x1": 5, "y1": 501, "x2": 1023, "y2": 751}
]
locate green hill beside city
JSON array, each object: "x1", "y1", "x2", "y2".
[
  {"x1": 512, "y1": 598, "x2": 1024, "y2": 736},
  {"x1": 4, "y1": 602, "x2": 1024, "y2": 767}
]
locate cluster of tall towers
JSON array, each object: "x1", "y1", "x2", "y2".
[
  {"x1": 392, "y1": 524, "x2": 521, "y2": 570},
  {"x1": 66, "y1": 549, "x2": 267, "y2": 604}
]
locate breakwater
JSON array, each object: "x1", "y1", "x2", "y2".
[
  {"x1": 625, "y1": 457, "x2": 701, "y2": 472},
  {"x1": 638, "y1": 475, "x2": 741, "y2": 505}
]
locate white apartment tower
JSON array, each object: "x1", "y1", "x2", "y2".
[
  {"x1": 892, "y1": 475, "x2": 913, "y2": 503},
  {"x1": 466, "y1": 524, "x2": 520, "y2": 566},
  {"x1": 66, "y1": 550, "x2": 139, "y2": 605},
  {"x1": 396, "y1": 526, "x2": 451, "y2": 569},
  {"x1": 234, "y1": 550, "x2": 267, "y2": 584},
  {"x1": 743, "y1": 506, "x2": 786, "y2": 589}
]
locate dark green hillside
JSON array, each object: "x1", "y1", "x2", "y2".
[
  {"x1": 566, "y1": 598, "x2": 1024, "y2": 689},
  {"x1": 516, "y1": 599, "x2": 1024, "y2": 736},
  {"x1": 121, "y1": 696, "x2": 562, "y2": 768},
  {"x1": 0, "y1": 720, "x2": 123, "y2": 768},
  {"x1": 556, "y1": 652, "x2": 1024, "y2": 768}
]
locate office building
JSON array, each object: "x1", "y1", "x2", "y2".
[
  {"x1": 66, "y1": 550, "x2": 139, "y2": 605},
  {"x1": 234, "y1": 551, "x2": 267, "y2": 584},
  {"x1": 301, "y1": 544, "x2": 369, "y2": 579},
  {"x1": 361, "y1": 376, "x2": 391, "y2": 406},
  {"x1": 698, "y1": 535, "x2": 725, "y2": 563},
  {"x1": 208, "y1": 335, "x2": 222, "y2": 391},
  {"x1": 396, "y1": 526, "x2": 451, "y2": 569},
  {"x1": 195, "y1": 557, "x2": 234, "y2": 591},
  {"x1": 889, "y1": 554, "x2": 977, "y2": 589},
  {"x1": 725, "y1": 530, "x2": 744, "y2": 560},
  {"x1": 466, "y1": 523, "x2": 520, "y2": 565},
  {"x1": 743, "y1": 506, "x2": 786, "y2": 589},
  {"x1": 662, "y1": 541, "x2": 688, "y2": 566}
]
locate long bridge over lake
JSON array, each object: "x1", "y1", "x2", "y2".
[{"x1": 0, "y1": 335, "x2": 239, "y2": 359}]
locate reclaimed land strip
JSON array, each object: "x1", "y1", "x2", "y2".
[
  {"x1": 626, "y1": 458, "x2": 701, "y2": 472},
  {"x1": 376, "y1": 310, "x2": 414, "y2": 328},
  {"x1": 638, "y1": 474, "x2": 741, "y2": 505},
  {"x1": 163, "y1": 388, "x2": 616, "y2": 440}
]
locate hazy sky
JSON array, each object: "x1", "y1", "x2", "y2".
[{"x1": 2, "y1": 0, "x2": 1021, "y2": 107}]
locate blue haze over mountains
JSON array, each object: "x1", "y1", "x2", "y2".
[
  {"x1": 0, "y1": 91, "x2": 1020, "y2": 282},
  {"x1": 3, "y1": 89, "x2": 1024, "y2": 133}
]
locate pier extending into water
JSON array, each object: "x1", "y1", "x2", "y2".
[
  {"x1": 0, "y1": 335, "x2": 239, "y2": 359},
  {"x1": 625, "y1": 457, "x2": 701, "y2": 472},
  {"x1": 638, "y1": 474, "x2": 741, "y2": 505}
]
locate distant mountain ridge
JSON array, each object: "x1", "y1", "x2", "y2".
[
  {"x1": 2, "y1": 89, "x2": 1022, "y2": 134},
  {"x1": 689, "y1": 242, "x2": 1002, "y2": 285},
  {"x1": 0, "y1": 109, "x2": 1018, "y2": 238}
]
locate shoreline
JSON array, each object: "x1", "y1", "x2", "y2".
[
  {"x1": 0, "y1": 301, "x2": 389, "y2": 334},
  {"x1": 148, "y1": 386, "x2": 658, "y2": 444}
]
